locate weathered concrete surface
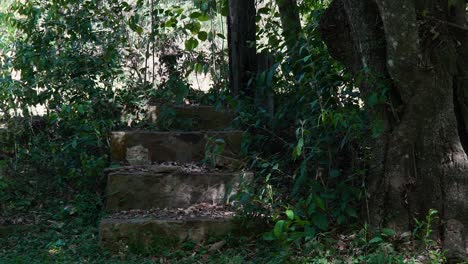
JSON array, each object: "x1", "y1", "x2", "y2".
[
  {"x1": 110, "y1": 131, "x2": 244, "y2": 165},
  {"x1": 147, "y1": 105, "x2": 235, "y2": 131},
  {"x1": 99, "y1": 216, "x2": 235, "y2": 252},
  {"x1": 105, "y1": 166, "x2": 253, "y2": 212}
]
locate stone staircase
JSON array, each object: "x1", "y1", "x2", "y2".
[{"x1": 99, "y1": 105, "x2": 251, "y2": 252}]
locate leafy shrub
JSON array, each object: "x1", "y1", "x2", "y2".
[
  {"x1": 230, "y1": 2, "x2": 368, "y2": 245},
  {"x1": 0, "y1": 0, "x2": 127, "y2": 224}
]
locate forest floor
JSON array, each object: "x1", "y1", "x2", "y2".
[
  {"x1": 0, "y1": 216, "x2": 299, "y2": 264},
  {"x1": 0, "y1": 209, "x2": 447, "y2": 264}
]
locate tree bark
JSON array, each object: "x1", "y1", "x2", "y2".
[
  {"x1": 320, "y1": 0, "x2": 468, "y2": 260},
  {"x1": 275, "y1": 0, "x2": 302, "y2": 54},
  {"x1": 228, "y1": 0, "x2": 257, "y2": 97}
]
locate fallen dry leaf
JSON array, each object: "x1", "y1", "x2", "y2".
[{"x1": 208, "y1": 240, "x2": 226, "y2": 252}]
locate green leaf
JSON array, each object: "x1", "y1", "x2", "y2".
[
  {"x1": 135, "y1": 26, "x2": 143, "y2": 35},
  {"x1": 285, "y1": 209, "x2": 294, "y2": 220},
  {"x1": 382, "y1": 228, "x2": 396, "y2": 237},
  {"x1": 304, "y1": 224, "x2": 316, "y2": 239},
  {"x1": 273, "y1": 220, "x2": 285, "y2": 238},
  {"x1": 185, "y1": 37, "x2": 199, "y2": 51},
  {"x1": 173, "y1": 7, "x2": 184, "y2": 14},
  {"x1": 258, "y1": 7, "x2": 269, "y2": 14},
  {"x1": 312, "y1": 213, "x2": 328, "y2": 231},
  {"x1": 314, "y1": 196, "x2": 326, "y2": 211},
  {"x1": 198, "y1": 14, "x2": 210, "y2": 21},
  {"x1": 185, "y1": 21, "x2": 201, "y2": 34},
  {"x1": 368, "y1": 93, "x2": 378, "y2": 107},
  {"x1": 302, "y1": 55, "x2": 312, "y2": 62},
  {"x1": 197, "y1": 31, "x2": 207, "y2": 41},
  {"x1": 369, "y1": 236, "x2": 383, "y2": 244},
  {"x1": 189, "y1": 11, "x2": 202, "y2": 19},
  {"x1": 194, "y1": 63, "x2": 203, "y2": 73},
  {"x1": 293, "y1": 138, "x2": 304, "y2": 159},
  {"x1": 263, "y1": 231, "x2": 276, "y2": 241}
]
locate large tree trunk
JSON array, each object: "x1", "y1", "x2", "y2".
[
  {"x1": 228, "y1": 0, "x2": 257, "y2": 97},
  {"x1": 320, "y1": 0, "x2": 468, "y2": 260}
]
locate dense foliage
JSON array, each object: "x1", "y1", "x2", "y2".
[{"x1": 0, "y1": 0, "x2": 446, "y2": 262}]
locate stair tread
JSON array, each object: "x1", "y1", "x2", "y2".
[
  {"x1": 111, "y1": 130, "x2": 243, "y2": 133},
  {"x1": 105, "y1": 163, "x2": 246, "y2": 175},
  {"x1": 104, "y1": 204, "x2": 236, "y2": 221}
]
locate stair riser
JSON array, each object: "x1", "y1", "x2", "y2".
[
  {"x1": 99, "y1": 218, "x2": 235, "y2": 253},
  {"x1": 106, "y1": 171, "x2": 252, "y2": 212},
  {"x1": 110, "y1": 131, "x2": 243, "y2": 165},
  {"x1": 147, "y1": 105, "x2": 234, "y2": 130}
]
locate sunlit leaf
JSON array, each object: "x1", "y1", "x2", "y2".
[{"x1": 185, "y1": 37, "x2": 199, "y2": 51}]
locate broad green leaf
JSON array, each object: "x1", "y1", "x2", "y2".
[
  {"x1": 285, "y1": 209, "x2": 294, "y2": 220},
  {"x1": 312, "y1": 213, "x2": 328, "y2": 231},
  {"x1": 135, "y1": 26, "x2": 143, "y2": 35},
  {"x1": 189, "y1": 11, "x2": 202, "y2": 19},
  {"x1": 198, "y1": 14, "x2": 210, "y2": 21},
  {"x1": 293, "y1": 138, "x2": 304, "y2": 158},
  {"x1": 258, "y1": 7, "x2": 269, "y2": 14},
  {"x1": 369, "y1": 236, "x2": 383, "y2": 244},
  {"x1": 382, "y1": 228, "x2": 396, "y2": 237},
  {"x1": 185, "y1": 37, "x2": 199, "y2": 51},
  {"x1": 197, "y1": 31, "x2": 207, "y2": 41},
  {"x1": 185, "y1": 21, "x2": 201, "y2": 34},
  {"x1": 302, "y1": 55, "x2": 312, "y2": 62},
  {"x1": 273, "y1": 220, "x2": 285, "y2": 238},
  {"x1": 315, "y1": 196, "x2": 326, "y2": 211}
]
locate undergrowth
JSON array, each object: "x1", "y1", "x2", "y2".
[
  {"x1": 0, "y1": 0, "x2": 452, "y2": 263},
  {"x1": 0, "y1": 222, "x2": 445, "y2": 263}
]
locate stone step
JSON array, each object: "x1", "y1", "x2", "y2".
[
  {"x1": 105, "y1": 165, "x2": 252, "y2": 212},
  {"x1": 147, "y1": 105, "x2": 235, "y2": 131},
  {"x1": 99, "y1": 205, "x2": 237, "y2": 253},
  {"x1": 110, "y1": 130, "x2": 244, "y2": 165}
]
